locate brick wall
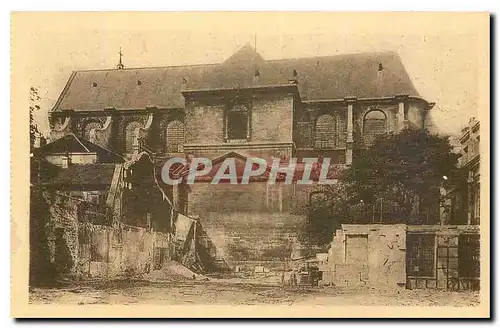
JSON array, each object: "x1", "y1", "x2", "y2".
[
  {"x1": 185, "y1": 102, "x2": 225, "y2": 145},
  {"x1": 183, "y1": 93, "x2": 294, "y2": 159},
  {"x1": 251, "y1": 94, "x2": 293, "y2": 143}
]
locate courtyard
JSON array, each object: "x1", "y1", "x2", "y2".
[{"x1": 29, "y1": 278, "x2": 480, "y2": 307}]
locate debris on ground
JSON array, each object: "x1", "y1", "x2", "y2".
[{"x1": 146, "y1": 261, "x2": 208, "y2": 282}]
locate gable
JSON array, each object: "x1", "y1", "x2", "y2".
[
  {"x1": 168, "y1": 151, "x2": 344, "y2": 184},
  {"x1": 35, "y1": 134, "x2": 124, "y2": 163}
]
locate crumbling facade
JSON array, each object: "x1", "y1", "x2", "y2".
[{"x1": 30, "y1": 144, "x2": 174, "y2": 281}]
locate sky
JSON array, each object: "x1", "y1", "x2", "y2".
[{"x1": 13, "y1": 12, "x2": 488, "y2": 137}]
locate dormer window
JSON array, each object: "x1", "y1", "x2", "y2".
[{"x1": 225, "y1": 101, "x2": 250, "y2": 141}]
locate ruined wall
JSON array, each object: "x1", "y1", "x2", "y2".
[
  {"x1": 77, "y1": 223, "x2": 171, "y2": 278},
  {"x1": 44, "y1": 192, "x2": 81, "y2": 274},
  {"x1": 43, "y1": 194, "x2": 172, "y2": 279},
  {"x1": 326, "y1": 224, "x2": 407, "y2": 288}
]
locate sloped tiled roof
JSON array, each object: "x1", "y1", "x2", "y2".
[
  {"x1": 52, "y1": 44, "x2": 423, "y2": 112},
  {"x1": 34, "y1": 134, "x2": 124, "y2": 163},
  {"x1": 45, "y1": 164, "x2": 116, "y2": 187}
]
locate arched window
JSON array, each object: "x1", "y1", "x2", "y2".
[
  {"x1": 315, "y1": 114, "x2": 336, "y2": 148},
  {"x1": 83, "y1": 121, "x2": 101, "y2": 141},
  {"x1": 363, "y1": 110, "x2": 387, "y2": 145},
  {"x1": 166, "y1": 120, "x2": 184, "y2": 153},
  {"x1": 124, "y1": 121, "x2": 141, "y2": 154}
]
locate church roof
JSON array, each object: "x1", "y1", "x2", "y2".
[{"x1": 52, "y1": 44, "x2": 423, "y2": 112}]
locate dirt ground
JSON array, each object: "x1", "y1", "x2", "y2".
[{"x1": 29, "y1": 277, "x2": 480, "y2": 306}]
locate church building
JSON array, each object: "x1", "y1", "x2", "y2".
[{"x1": 47, "y1": 44, "x2": 435, "y2": 272}]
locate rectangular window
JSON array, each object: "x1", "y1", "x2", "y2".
[
  {"x1": 472, "y1": 183, "x2": 480, "y2": 225},
  {"x1": 407, "y1": 234, "x2": 436, "y2": 277},
  {"x1": 296, "y1": 122, "x2": 314, "y2": 148},
  {"x1": 226, "y1": 103, "x2": 250, "y2": 140}
]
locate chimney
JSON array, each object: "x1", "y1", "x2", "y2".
[
  {"x1": 253, "y1": 68, "x2": 260, "y2": 85},
  {"x1": 39, "y1": 136, "x2": 47, "y2": 147},
  {"x1": 181, "y1": 77, "x2": 188, "y2": 91},
  {"x1": 61, "y1": 155, "x2": 71, "y2": 169},
  {"x1": 377, "y1": 63, "x2": 384, "y2": 84},
  {"x1": 289, "y1": 69, "x2": 298, "y2": 84}
]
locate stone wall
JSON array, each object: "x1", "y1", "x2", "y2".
[
  {"x1": 295, "y1": 105, "x2": 348, "y2": 149},
  {"x1": 407, "y1": 103, "x2": 426, "y2": 129},
  {"x1": 197, "y1": 212, "x2": 308, "y2": 271},
  {"x1": 354, "y1": 104, "x2": 399, "y2": 146},
  {"x1": 326, "y1": 224, "x2": 407, "y2": 288},
  {"x1": 187, "y1": 182, "x2": 311, "y2": 215}
]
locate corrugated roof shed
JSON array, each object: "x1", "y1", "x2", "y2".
[
  {"x1": 44, "y1": 164, "x2": 117, "y2": 187},
  {"x1": 35, "y1": 134, "x2": 124, "y2": 163}
]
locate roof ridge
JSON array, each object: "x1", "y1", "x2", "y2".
[
  {"x1": 79, "y1": 138, "x2": 125, "y2": 160},
  {"x1": 266, "y1": 50, "x2": 398, "y2": 63},
  {"x1": 72, "y1": 61, "x2": 221, "y2": 73},
  {"x1": 64, "y1": 51, "x2": 399, "y2": 74},
  {"x1": 53, "y1": 49, "x2": 424, "y2": 112},
  {"x1": 69, "y1": 133, "x2": 91, "y2": 152}
]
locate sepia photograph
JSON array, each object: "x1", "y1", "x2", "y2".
[{"x1": 10, "y1": 11, "x2": 490, "y2": 318}]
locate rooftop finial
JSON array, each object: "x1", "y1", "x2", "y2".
[{"x1": 117, "y1": 47, "x2": 124, "y2": 69}]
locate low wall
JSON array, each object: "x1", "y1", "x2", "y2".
[{"x1": 326, "y1": 224, "x2": 407, "y2": 288}]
